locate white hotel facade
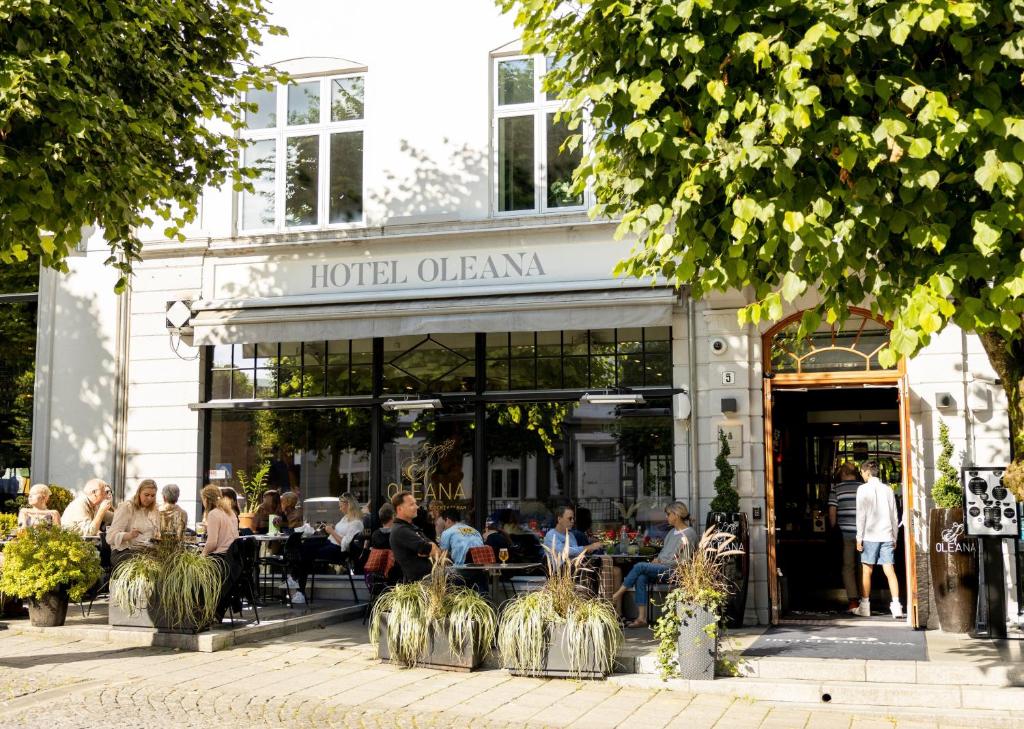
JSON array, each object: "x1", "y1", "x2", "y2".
[{"x1": 31, "y1": 1, "x2": 1018, "y2": 627}]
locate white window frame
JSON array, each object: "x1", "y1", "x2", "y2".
[
  {"x1": 239, "y1": 72, "x2": 366, "y2": 234},
  {"x1": 491, "y1": 53, "x2": 589, "y2": 217}
]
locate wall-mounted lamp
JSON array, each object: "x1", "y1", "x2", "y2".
[
  {"x1": 381, "y1": 398, "x2": 441, "y2": 412},
  {"x1": 935, "y1": 392, "x2": 956, "y2": 409},
  {"x1": 579, "y1": 392, "x2": 646, "y2": 406},
  {"x1": 673, "y1": 392, "x2": 691, "y2": 421},
  {"x1": 720, "y1": 397, "x2": 738, "y2": 414}
]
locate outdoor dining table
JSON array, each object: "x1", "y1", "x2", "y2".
[{"x1": 456, "y1": 562, "x2": 542, "y2": 602}]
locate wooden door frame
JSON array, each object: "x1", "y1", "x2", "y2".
[{"x1": 761, "y1": 309, "x2": 919, "y2": 627}]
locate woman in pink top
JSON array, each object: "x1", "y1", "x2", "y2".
[{"x1": 201, "y1": 485, "x2": 238, "y2": 557}]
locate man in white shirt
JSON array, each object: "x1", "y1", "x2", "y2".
[{"x1": 854, "y1": 460, "x2": 903, "y2": 619}]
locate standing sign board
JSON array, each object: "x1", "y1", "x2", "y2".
[{"x1": 962, "y1": 467, "x2": 1019, "y2": 639}]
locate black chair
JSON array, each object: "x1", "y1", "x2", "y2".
[
  {"x1": 222, "y1": 538, "x2": 260, "y2": 625},
  {"x1": 308, "y1": 551, "x2": 361, "y2": 606}
]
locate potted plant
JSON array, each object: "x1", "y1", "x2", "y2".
[
  {"x1": 928, "y1": 420, "x2": 978, "y2": 633},
  {"x1": 109, "y1": 538, "x2": 224, "y2": 633},
  {"x1": 653, "y1": 527, "x2": 742, "y2": 680},
  {"x1": 369, "y1": 555, "x2": 496, "y2": 670},
  {"x1": 236, "y1": 463, "x2": 270, "y2": 532},
  {"x1": 497, "y1": 543, "x2": 622, "y2": 679},
  {"x1": 0, "y1": 524, "x2": 102, "y2": 627},
  {"x1": 706, "y1": 429, "x2": 749, "y2": 628}
]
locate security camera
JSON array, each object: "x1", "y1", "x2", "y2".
[{"x1": 710, "y1": 337, "x2": 728, "y2": 355}]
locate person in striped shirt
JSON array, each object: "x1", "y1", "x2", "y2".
[{"x1": 828, "y1": 461, "x2": 863, "y2": 612}]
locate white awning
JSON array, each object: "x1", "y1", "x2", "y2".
[{"x1": 189, "y1": 288, "x2": 677, "y2": 345}]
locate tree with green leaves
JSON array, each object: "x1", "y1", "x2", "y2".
[
  {"x1": 931, "y1": 420, "x2": 962, "y2": 509},
  {"x1": 503, "y1": 0, "x2": 1024, "y2": 469},
  {"x1": 0, "y1": 1, "x2": 283, "y2": 290},
  {"x1": 0, "y1": 254, "x2": 38, "y2": 475}
]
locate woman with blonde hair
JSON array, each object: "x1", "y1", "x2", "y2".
[
  {"x1": 17, "y1": 484, "x2": 62, "y2": 527},
  {"x1": 611, "y1": 501, "x2": 698, "y2": 628},
  {"x1": 200, "y1": 484, "x2": 241, "y2": 622},
  {"x1": 107, "y1": 480, "x2": 160, "y2": 568}
]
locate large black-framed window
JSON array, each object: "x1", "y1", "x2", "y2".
[{"x1": 201, "y1": 327, "x2": 674, "y2": 529}]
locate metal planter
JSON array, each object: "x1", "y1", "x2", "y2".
[
  {"x1": 506, "y1": 623, "x2": 608, "y2": 680},
  {"x1": 377, "y1": 617, "x2": 485, "y2": 672},
  {"x1": 108, "y1": 598, "x2": 210, "y2": 634},
  {"x1": 928, "y1": 507, "x2": 978, "y2": 633},
  {"x1": 676, "y1": 603, "x2": 718, "y2": 681}
]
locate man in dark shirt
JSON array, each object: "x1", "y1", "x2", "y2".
[{"x1": 389, "y1": 491, "x2": 439, "y2": 582}]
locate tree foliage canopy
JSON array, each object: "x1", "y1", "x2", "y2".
[
  {"x1": 504, "y1": 0, "x2": 1024, "y2": 451},
  {"x1": 0, "y1": 0, "x2": 282, "y2": 290}
]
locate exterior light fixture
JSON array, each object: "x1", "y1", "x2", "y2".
[
  {"x1": 381, "y1": 398, "x2": 441, "y2": 412},
  {"x1": 579, "y1": 392, "x2": 646, "y2": 406}
]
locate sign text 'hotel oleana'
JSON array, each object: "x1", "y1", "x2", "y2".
[{"x1": 309, "y1": 251, "x2": 547, "y2": 290}]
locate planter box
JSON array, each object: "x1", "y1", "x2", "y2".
[
  {"x1": 676, "y1": 603, "x2": 718, "y2": 681},
  {"x1": 506, "y1": 623, "x2": 608, "y2": 680},
  {"x1": 108, "y1": 599, "x2": 210, "y2": 634},
  {"x1": 929, "y1": 507, "x2": 978, "y2": 633},
  {"x1": 377, "y1": 617, "x2": 485, "y2": 672}
]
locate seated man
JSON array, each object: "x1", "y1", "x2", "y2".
[
  {"x1": 389, "y1": 490, "x2": 439, "y2": 583},
  {"x1": 62, "y1": 479, "x2": 113, "y2": 537},
  {"x1": 438, "y1": 507, "x2": 484, "y2": 566},
  {"x1": 543, "y1": 505, "x2": 603, "y2": 564}
]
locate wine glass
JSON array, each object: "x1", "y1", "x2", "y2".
[{"x1": 498, "y1": 547, "x2": 509, "y2": 564}]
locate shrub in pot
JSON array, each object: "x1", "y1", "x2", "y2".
[
  {"x1": 369, "y1": 555, "x2": 496, "y2": 670},
  {"x1": 653, "y1": 527, "x2": 742, "y2": 681},
  {"x1": 109, "y1": 538, "x2": 225, "y2": 633},
  {"x1": 0, "y1": 524, "x2": 102, "y2": 627},
  {"x1": 497, "y1": 543, "x2": 622, "y2": 679},
  {"x1": 928, "y1": 420, "x2": 977, "y2": 633},
  {"x1": 706, "y1": 429, "x2": 749, "y2": 628},
  {"x1": 235, "y1": 464, "x2": 269, "y2": 532}
]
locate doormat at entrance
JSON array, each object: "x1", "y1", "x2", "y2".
[{"x1": 743, "y1": 624, "x2": 927, "y2": 661}]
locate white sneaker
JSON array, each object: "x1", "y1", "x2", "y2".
[
  {"x1": 890, "y1": 601, "x2": 904, "y2": 619},
  {"x1": 854, "y1": 601, "x2": 871, "y2": 617},
  {"x1": 291, "y1": 591, "x2": 306, "y2": 606},
  {"x1": 285, "y1": 575, "x2": 299, "y2": 590}
]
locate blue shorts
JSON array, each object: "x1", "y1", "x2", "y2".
[{"x1": 861, "y1": 540, "x2": 895, "y2": 565}]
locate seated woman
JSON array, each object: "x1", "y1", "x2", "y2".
[
  {"x1": 252, "y1": 489, "x2": 283, "y2": 534},
  {"x1": 159, "y1": 483, "x2": 188, "y2": 539},
  {"x1": 611, "y1": 501, "x2": 697, "y2": 628},
  {"x1": 200, "y1": 485, "x2": 241, "y2": 621},
  {"x1": 107, "y1": 480, "x2": 161, "y2": 569},
  {"x1": 17, "y1": 484, "x2": 62, "y2": 527},
  {"x1": 286, "y1": 493, "x2": 365, "y2": 602}
]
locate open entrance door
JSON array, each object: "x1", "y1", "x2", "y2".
[{"x1": 761, "y1": 308, "x2": 918, "y2": 627}]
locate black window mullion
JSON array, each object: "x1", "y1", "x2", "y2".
[{"x1": 641, "y1": 328, "x2": 647, "y2": 387}]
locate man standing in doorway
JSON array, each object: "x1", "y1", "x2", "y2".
[
  {"x1": 854, "y1": 460, "x2": 904, "y2": 619},
  {"x1": 828, "y1": 462, "x2": 863, "y2": 613}
]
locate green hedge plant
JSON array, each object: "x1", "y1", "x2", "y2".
[
  {"x1": 931, "y1": 421, "x2": 962, "y2": 509},
  {"x1": 0, "y1": 524, "x2": 101, "y2": 602},
  {"x1": 709, "y1": 430, "x2": 740, "y2": 514}
]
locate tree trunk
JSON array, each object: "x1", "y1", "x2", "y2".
[
  {"x1": 329, "y1": 440, "x2": 342, "y2": 495},
  {"x1": 977, "y1": 331, "x2": 1024, "y2": 461}
]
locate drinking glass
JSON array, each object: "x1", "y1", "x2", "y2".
[{"x1": 498, "y1": 548, "x2": 509, "y2": 564}]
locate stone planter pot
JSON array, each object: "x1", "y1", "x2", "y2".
[
  {"x1": 377, "y1": 616, "x2": 485, "y2": 671},
  {"x1": 506, "y1": 623, "x2": 609, "y2": 680},
  {"x1": 238, "y1": 513, "x2": 256, "y2": 532},
  {"x1": 676, "y1": 602, "x2": 718, "y2": 681},
  {"x1": 108, "y1": 597, "x2": 210, "y2": 634},
  {"x1": 928, "y1": 507, "x2": 978, "y2": 633},
  {"x1": 28, "y1": 590, "x2": 69, "y2": 627},
  {"x1": 706, "y1": 511, "x2": 749, "y2": 628}
]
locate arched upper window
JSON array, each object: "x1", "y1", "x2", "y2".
[{"x1": 767, "y1": 309, "x2": 896, "y2": 376}]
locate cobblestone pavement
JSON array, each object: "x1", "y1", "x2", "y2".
[{"x1": 0, "y1": 622, "x2": 1020, "y2": 729}]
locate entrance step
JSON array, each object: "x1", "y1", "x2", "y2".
[{"x1": 730, "y1": 655, "x2": 1024, "y2": 687}]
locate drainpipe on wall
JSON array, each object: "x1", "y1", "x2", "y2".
[
  {"x1": 687, "y1": 290, "x2": 700, "y2": 516},
  {"x1": 961, "y1": 328, "x2": 974, "y2": 465},
  {"x1": 110, "y1": 284, "x2": 132, "y2": 500}
]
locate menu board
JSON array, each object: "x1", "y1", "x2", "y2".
[{"x1": 962, "y1": 467, "x2": 1019, "y2": 538}]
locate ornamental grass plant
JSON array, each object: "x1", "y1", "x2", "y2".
[
  {"x1": 369, "y1": 553, "x2": 497, "y2": 668},
  {"x1": 110, "y1": 536, "x2": 225, "y2": 630},
  {"x1": 0, "y1": 524, "x2": 101, "y2": 602},
  {"x1": 653, "y1": 528, "x2": 744, "y2": 679},
  {"x1": 497, "y1": 541, "x2": 622, "y2": 678}
]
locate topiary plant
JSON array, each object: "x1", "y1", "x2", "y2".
[
  {"x1": 0, "y1": 524, "x2": 101, "y2": 602},
  {"x1": 709, "y1": 429, "x2": 739, "y2": 514},
  {"x1": 931, "y1": 421, "x2": 962, "y2": 510}
]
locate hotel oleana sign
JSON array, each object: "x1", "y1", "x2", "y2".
[{"x1": 308, "y1": 250, "x2": 547, "y2": 290}]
